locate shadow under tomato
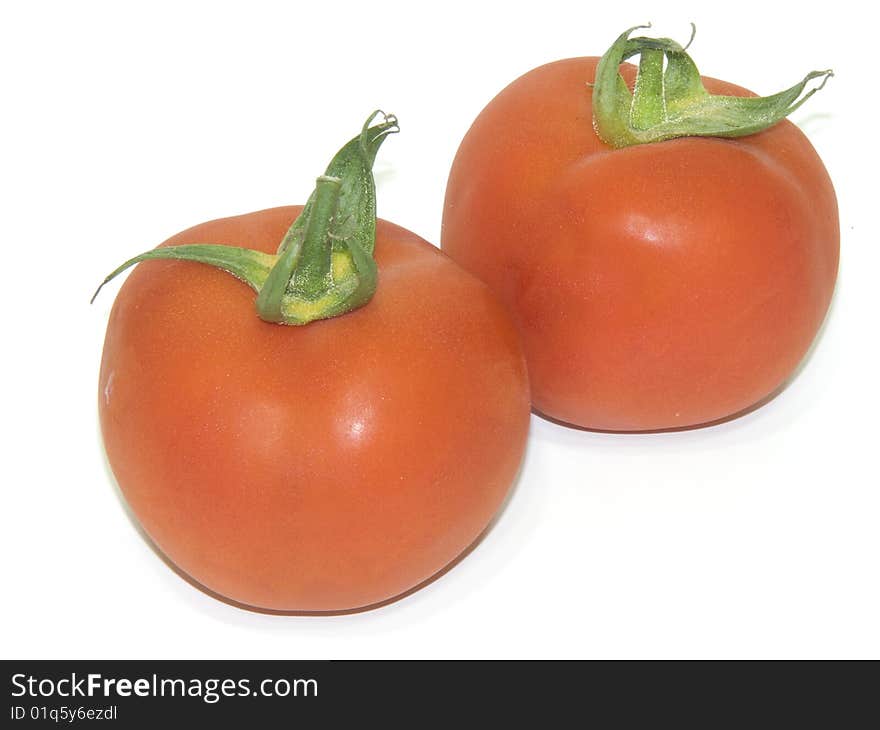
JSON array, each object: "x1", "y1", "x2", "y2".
[
  {"x1": 533, "y1": 281, "x2": 840, "y2": 435},
  {"x1": 96, "y1": 423, "x2": 529, "y2": 617}
]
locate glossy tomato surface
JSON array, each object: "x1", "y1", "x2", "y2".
[
  {"x1": 99, "y1": 206, "x2": 530, "y2": 612},
  {"x1": 442, "y1": 59, "x2": 839, "y2": 431}
]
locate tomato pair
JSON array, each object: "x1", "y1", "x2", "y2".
[{"x1": 97, "y1": 27, "x2": 837, "y2": 611}]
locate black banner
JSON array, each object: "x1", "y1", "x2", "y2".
[{"x1": 4, "y1": 659, "x2": 877, "y2": 725}]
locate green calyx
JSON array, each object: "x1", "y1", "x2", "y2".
[
  {"x1": 92, "y1": 110, "x2": 399, "y2": 325},
  {"x1": 592, "y1": 24, "x2": 832, "y2": 148}
]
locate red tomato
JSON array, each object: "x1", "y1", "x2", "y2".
[
  {"x1": 99, "y1": 206, "x2": 529, "y2": 612},
  {"x1": 442, "y1": 59, "x2": 838, "y2": 431}
]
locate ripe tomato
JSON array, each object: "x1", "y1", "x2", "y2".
[
  {"x1": 98, "y1": 206, "x2": 529, "y2": 612},
  {"x1": 442, "y1": 56, "x2": 838, "y2": 431}
]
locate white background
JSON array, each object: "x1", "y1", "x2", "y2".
[{"x1": 2, "y1": 0, "x2": 877, "y2": 659}]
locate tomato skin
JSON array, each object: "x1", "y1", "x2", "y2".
[
  {"x1": 442, "y1": 58, "x2": 839, "y2": 431},
  {"x1": 99, "y1": 206, "x2": 529, "y2": 612}
]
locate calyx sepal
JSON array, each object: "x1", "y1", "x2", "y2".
[
  {"x1": 92, "y1": 111, "x2": 399, "y2": 325},
  {"x1": 592, "y1": 24, "x2": 832, "y2": 148}
]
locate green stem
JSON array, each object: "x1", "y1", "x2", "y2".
[
  {"x1": 631, "y1": 48, "x2": 666, "y2": 129},
  {"x1": 296, "y1": 175, "x2": 342, "y2": 290},
  {"x1": 254, "y1": 175, "x2": 342, "y2": 323},
  {"x1": 92, "y1": 111, "x2": 399, "y2": 325},
  {"x1": 592, "y1": 25, "x2": 832, "y2": 148}
]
